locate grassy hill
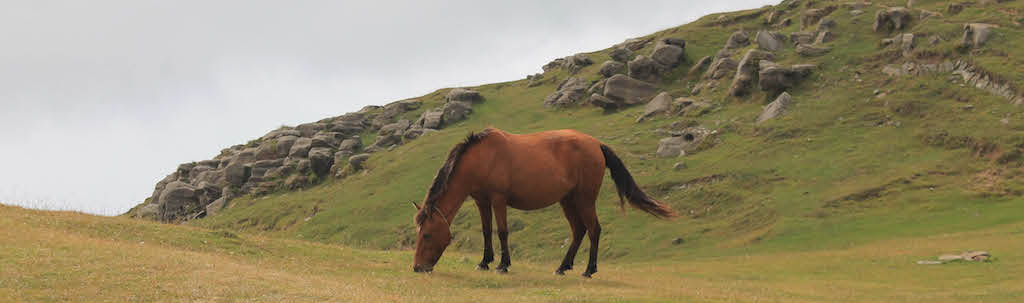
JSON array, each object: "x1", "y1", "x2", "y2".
[
  {"x1": 186, "y1": 0, "x2": 1021, "y2": 262},
  {"x1": 4, "y1": 204, "x2": 1024, "y2": 302}
]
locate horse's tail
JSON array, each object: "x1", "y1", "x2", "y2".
[{"x1": 600, "y1": 144, "x2": 678, "y2": 219}]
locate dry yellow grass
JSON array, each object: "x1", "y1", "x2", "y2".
[{"x1": 2, "y1": 204, "x2": 1021, "y2": 302}]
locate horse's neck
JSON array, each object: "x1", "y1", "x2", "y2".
[{"x1": 437, "y1": 178, "x2": 471, "y2": 218}]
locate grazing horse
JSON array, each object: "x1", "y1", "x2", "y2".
[{"x1": 412, "y1": 128, "x2": 676, "y2": 277}]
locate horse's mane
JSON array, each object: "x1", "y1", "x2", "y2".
[{"x1": 415, "y1": 128, "x2": 494, "y2": 225}]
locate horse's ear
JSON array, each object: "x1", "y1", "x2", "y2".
[{"x1": 412, "y1": 201, "x2": 422, "y2": 210}]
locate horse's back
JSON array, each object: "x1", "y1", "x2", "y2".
[{"x1": 481, "y1": 129, "x2": 606, "y2": 208}]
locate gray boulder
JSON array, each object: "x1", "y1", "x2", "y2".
[
  {"x1": 615, "y1": 37, "x2": 653, "y2": 51},
  {"x1": 446, "y1": 88, "x2": 482, "y2": 103},
  {"x1": 758, "y1": 92, "x2": 793, "y2": 123},
  {"x1": 962, "y1": 23, "x2": 995, "y2": 48},
  {"x1": 636, "y1": 92, "x2": 673, "y2": 123},
  {"x1": 338, "y1": 137, "x2": 362, "y2": 152},
  {"x1": 296, "y1": 122, "x2": 327, "y2": 137},
  {"x1": 874, "y1": 7, "x2": 912, "y2": 33},
  {"x1": 543, "y1": 77, "x2": 590, "y2": 107},
  {"x1": 688, "y1": 55, "x2": 713, "y2": 76},
  {"x1": 627, "y1": 55, "x2": 659, "y2": 82},
  {"x1": 379, "y1": 119, "x2": 411, "y2": 137},
  {"x1": 349, "y1": 153, "x2": 371, "y2": 170},
  {"x1": 158, "y1": 181, "x2": 198, "y2": 220},
  {"x1": 275, "y1": 136, "x2": 299, "y2": 158},
  {"x1": 815, "y1": 30, "x2": 836, "y2": 45},
  {"x1": 442, "y1": 101, "x2": 472, "y2": 125},
  {"x1": 759, "y1": 64, "x2": 815, "y2": 93},
  {"x1": 796, "y1": 44, "x2": 831, "y2": 57},
  {"x1": 650, "y1": 42, "x2": 685, "y2": 68},
  {"x1": 288, "y1": 137, "x2": 313, "y2": 158},
  {"x1": 599, "y1": 61, "x2": 625, "y2": 77},
  {"x1": 205, "y1": 197, "x2": 227, "y2": 217},
  {"x1": 308, "y1": 147, "x2": 334, "y2": 177},
  {"x1": 564, "y1": 53, "x2": 593, "y2": 74},
  {"x1": 610, "y1": 48, "x2": 633, "y2": 63},
  {"x1": 802, "y1": 6, "x2": 837, "y2": 29},
  {"x1": 588, "y1": 94, "x2": 619, "y2": 110},
  {"x1": 729, "y1": 49, "x2": 775, "y2": 97},
  {"x1": 311, "y1": 131, "x2": 344, "y2": 149},
  {"x1": 224, "y1": 163, "x2": 251, "y2": 187},
  {"x1": 417, "y1": 110, "x2": 444, "y2": 130},
  {"x1": 790, "y1": 31, "x2": 816, "y2": 45},
  {"x1": 704, "y1": 57, "x2": 738, "y2": 80},
  {"x1": 603, "y1": 74, "x2": 659, "y2": 106},
  {"x1": 657, "y1": 137, "x2": 688, "y2": 158}
]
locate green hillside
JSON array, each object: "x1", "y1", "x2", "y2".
[{"x1": 133, "y1": 0, "x2": 1021, "y2": 279}]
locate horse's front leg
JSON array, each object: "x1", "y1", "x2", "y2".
[
  {"x1": 492, "y1": 199, "x2": 511, "y2": 274},
  {"x1": 475, "y1": 199, "x2": 494, "y2": 270}
]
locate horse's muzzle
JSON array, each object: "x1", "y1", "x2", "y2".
[{"x1": 413, "y1": 264, "x2": 434, "y2": 273}]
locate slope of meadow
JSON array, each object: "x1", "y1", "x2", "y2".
[{"x1": 4, "y1": 204, "x2": 1024, "y2": 302}]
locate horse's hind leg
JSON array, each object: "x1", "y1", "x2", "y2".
[
  {"x1": 579, "y1": 204, "x2": 601, "y2": 278},
  {"x1": 555, "y1": 200, "x2": 586, "y2": 275},
  {"x1": 492, "y1": 197, "x2": 512, "y2": 274},
  {"x1": 474, "y1": 199, "x2": 494, "y2": 270}
]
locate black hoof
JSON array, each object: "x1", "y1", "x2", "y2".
[
  {"x1": 582, "y1": 271, "x2": 596, "y2": 278},
  {"x1": 496, "y1": 268, "x2": 509, "y2": 274},
  {"x1": 476, "y1": 264, "x2": 489, "y2": 271},
  {"x1": 554, "y1": 270, "x2": 565, "y2": 275}
]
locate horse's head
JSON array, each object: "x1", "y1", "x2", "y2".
[{"x1": 412, "y1": 202, "x2": 452, "y2": 273}]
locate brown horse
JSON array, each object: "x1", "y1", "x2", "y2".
[{"x1": 412, "y1": 128, "x2": 676, "y2": 277}]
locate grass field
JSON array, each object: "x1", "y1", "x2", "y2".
[{"x1": 4, "y1": 204, "x2": 1024, "y2": 302}]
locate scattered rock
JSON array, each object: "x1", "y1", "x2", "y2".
[
  {"x1": 416, "y1": 109, "x2": 444, "y2": 130},
  {"x1": 544, "y1": 77, "x2": 590, "y2": 107},
  {"x1": 446, "y1": 88, "x2": 482, "y2": 103},
  {"x1": 205, "y1": 197, "x2": 226, "y2": 217},
  {"x1": 874, "y1": 7, "x2": 912, "y2": 33},
  {"x1": 651, "y1": 42, "x2": 685, "y2": 68},
  {"x1": 673, "y1": 162, "x2": 686, "y2": 171},
  {"x1": 802, "y1": 6, "x2": 837, "y2": 29},
  {"x1": 348, "y1": 154, "x2": 371, "y2": 170},
  {"x1": 918, "y1": 251, "x2": 992, "y2": 264},
  {"x1": 758, "y1": 92, "x2": 794, "y2": 123},
  {"x1": 729, "y1": 49, "x2": 775, "y2": 97},
  {"x1": 705, "y1": 57, "x2": 738, "y2": 80},
  {"x1": 961, "y1": 23, "x2": 996, "y2": 48},
  {"x1": 603, "y1": 74, "x2": 659, "y2": 106},
  {"x1": 725, "y1": 30, "x2": 751, "y2": 49},
  {"x1": 564, "y1": 53, "x2": 594, "y2": 74},
  {"x1": 615, "y1": 37, "x2": 653, "y2": 51},
  {"x1": 817, "y1": 18, "x2": 837, "y2": 32},
  {"x1": 688, "y1": 55, "x2": 713, "y2": 76},
  {"x1": 636, "y1": 92, "x2": 673, "y2": 122},
  {"x1": 790, "y1": 31, "x2": 817, "y2": 45},
  {"x1": 599, "y1": 61, "x2": 625, "y2": 77},
  {"x1": 656, "y1": 127, "x2": 713, "y2": 158},
  {"x1": 796, "y1": 44, "x2": 831, "y2": 56},
  {"x1": 441, "y1": 100, "x2": 473, "y2": 124},
  {"x1": 588, "y1": 93, "x2": 619, "y2": 110},
  {"x1": 224, "y1": 163, "x2": 251, "y2": 187},
  {"x1": 815, "y1": 30, "x2": 836, "y2": 44},
  {"x1": 947, "y1": 3, "x2": 964, "y2": 15},
  {"x1": 756, "y1": 31, "x2": 786, "y2": 51},
  {"x1": 671, "y1": 237, "x2": 685, "y2": 245},
  {"x1": 760, "y1": 64, "x2": 815, "y2": 93}
]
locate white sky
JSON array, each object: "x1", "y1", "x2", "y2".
[{"x1": 0, "y1": 0, "x2": 774, "y2": 215}]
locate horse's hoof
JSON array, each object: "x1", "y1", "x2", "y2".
[
  {"x1": 476, "y1": 264, "x2": 489, "y2": 271},
  {"x1": 496, "y1": 268, "x2": 509, "y2": 274},
  {"x1": 554, "y1": 270, "x2": 565, "y2": 275},
  {"x1": 582, "y1": 271, "x2": 596, "y2": 278}
]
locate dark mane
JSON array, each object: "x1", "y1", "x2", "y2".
[{"x1": 415, "y1": 128, "x2": 493, "y2": 225}]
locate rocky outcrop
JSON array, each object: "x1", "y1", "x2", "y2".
[
  {"x1": 874, "y1": 7, "x2": 912, "y2": 33},
  {"x1": 880, "y1": 60, "x2": 1024, "y2": 106},
  {"x1": 651, "y1": 41, "x2": 685, "y2": 68},
  {"x1": 758, "y1": 92, "x2": 793, "y2": 123},
  {"x1": 544, "y1": 77, "x2": 590, "y2": 107}
]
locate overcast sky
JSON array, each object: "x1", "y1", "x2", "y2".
[{"x1": 0, "y1": 0, "x2": 773, "y2": 215}]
